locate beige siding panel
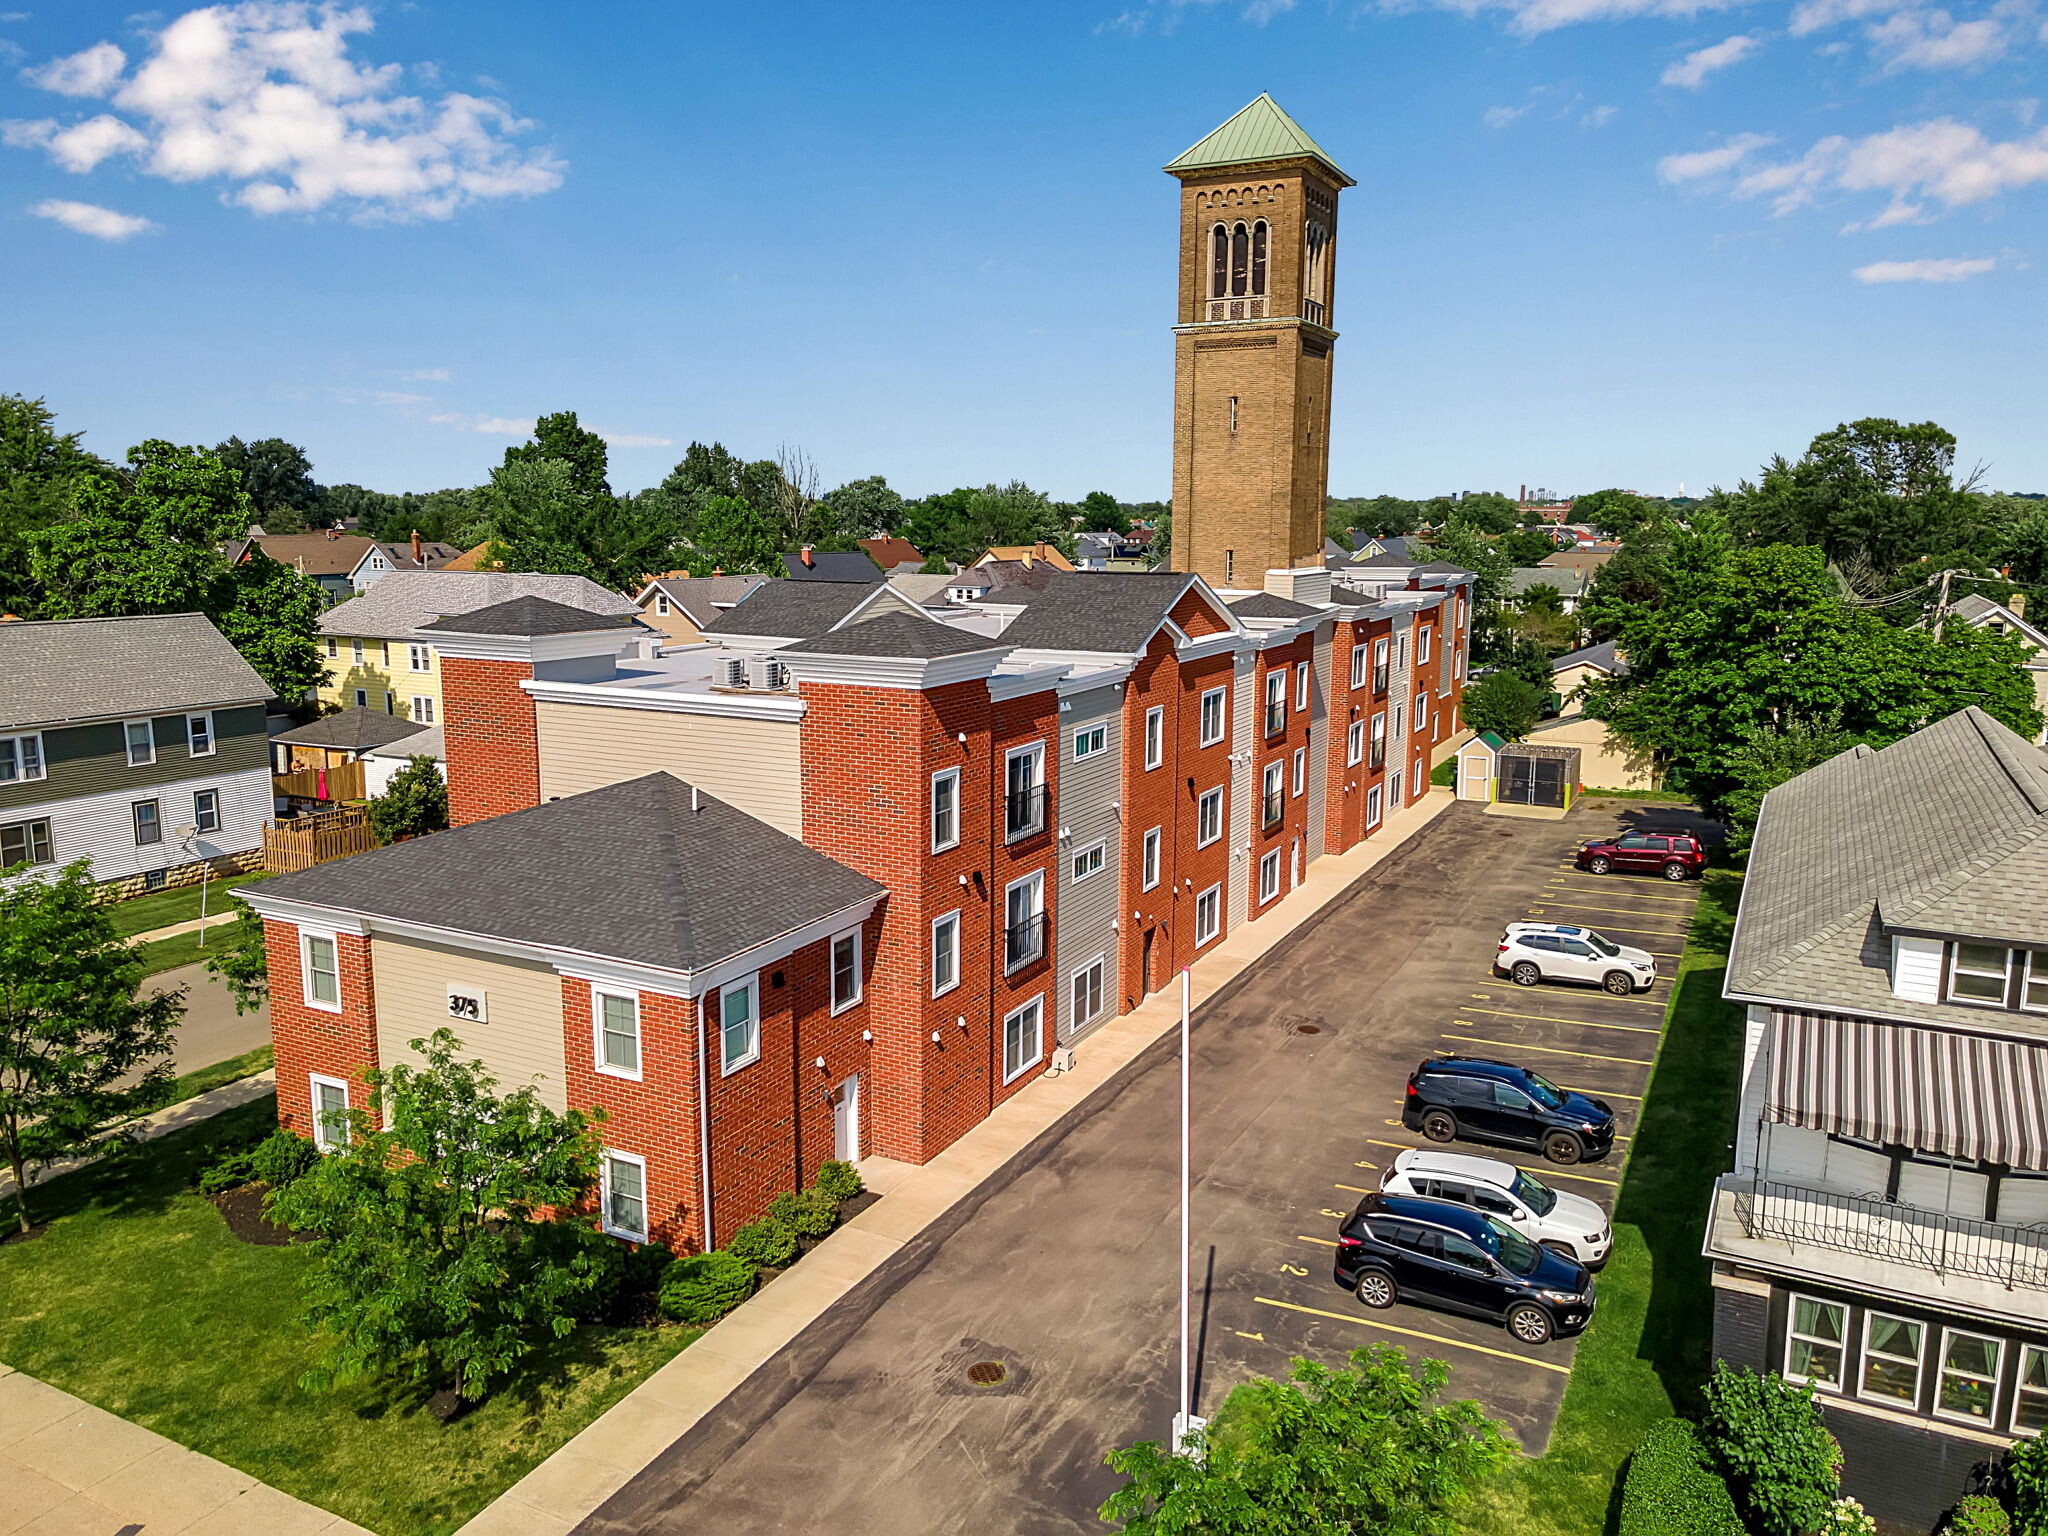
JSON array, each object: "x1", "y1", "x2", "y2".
[
  {"x1": 534, "y1": 701, "x2": 802, "y2": 836},
  {"x1": 371, "y1": 934, "x2": 569, "y2": 1112}
]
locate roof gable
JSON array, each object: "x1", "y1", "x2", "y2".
[
  {"x1": 418, "y1": 595, "x2": 638, "y2": 637},
  {"x1": 997, "y1": 572, "x2": 1224, "y2": 655},
  {"x1": 1164, "y1": 93, "x2": 1353, "y2": 185}
]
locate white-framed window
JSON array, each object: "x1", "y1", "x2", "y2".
[
  {"x1": 351, "y1": 638, "x2": 365, "y2": 664},
  {"x1": 1005, "y1": 871, "x2": 1046, "y2": 972},
  {"x1": 1294, "y1": 660, "x2": 1309, "y2": 710},
  {"x1": 1071, "y1": 955, "x2": 1106, "y2": 1028},
  {"x1": 1350, "y1": 644, "x2": 1366, "y2": 689},
  {"x1": 1073, "y1": 723, "x2": 1107, "y2": 760},
  {"x1": 654, "y1": 590, "x2": 672, "y2": 615},
  {"x1": 1144, "y1": 705, "x2": 1164, "y2": 769},
  {"x1": 1455, "y1": 648, "x2": 1465, "y2": 681},
  {"x1": 1142, "y1": 827, "x2": 1162, "y2": 890},
  {"x1": 1414, "y1": 691, "x2": 1428, "y2": 733},
  {"x1": 600, "y1": 1149, "x2": 648, "y2": 1242},
  {"x1": 408, "y1": 642, "x2": 431, "y2": 671},
  {"x1": 1005, "y1": 744, "x2": 1046, "y2": 840},
  {"x1": 1072, "y1": 841, "x2": 1106, "y2": 882},
  {"x1": 719, "y1": 974, "x2": 760, "y2": 1074},
  {"x1": 353, "y1": 688, "x2": 369, "y2": 709},
  {"x1": 325, "y1": 635, "x2": 340, "y2": 659},
  {"x1": 409, "y1": 695, "x2": 435, "y2": 725},
  {"x1": 1390, "y1": 702, "x2": 1404, "y2": 742},
  {"x1": 1938, "y1": 1329, "x2": 2004, "y2": 1425},
  {"x1": 124, "y1": 718, "x2": 155, "y2": 766},
  {"x1": 132, "y1": 798, "x2": 161, "y2": 846},
  {"x1": 1783, "y1": 1293, "x2": 1846, "y2": 1390},
  {"x1": 593, "y1": 987, "x2": 642, "y2": 1080},
  {"x1": 1859, "y1": 1311, "x2": 1925, "y2": 1406},
  {"x1": 1199, "y1": 687, "x2": 1227, "y2": 746},
  {"x1": 301, "y1": 931, "x2": 342, "y2": 1013},
  {"x1": 1395, "y1": 633, "x2": 1408, "y2": 669},
  {"x1": 1003, "y1": 995, "x2": 1045, "y2": 1083},
  {"x1": 1370, "y1": 711, "x2": 1387, "y2": 768},
  {"x1": 2016, "y1": 1345, "x2": 2048, "y2": 1435},
  {"x1": 1419, "y1": 626, "x2": 1432, "y2": 665},
  {"x1": 1347, "y1": 720, "x2": 1364, "y2": 766},
  {"x1": 310, "y1": 1074, "x2": 350, "y2": 1152},
  {"x1": 1291, "y1": 746, "x2": 1306, "y2": 797},
  {"x1": 1262, "y1": 761, "x2": 1284, "y2": 828},
  {"x1": 1373, "y1": 636, "x2": 1389, "y2": 673},
  {"x1": 1413, "y1": 758, "x2": 1425, "y2": 797},
  {"x1": 1366, "y1": 785, "x2": 1383, "y2": 828},
  {"x1": 932, "y1": 910, "x2": 961, "y2": 997},
  {"x1": 1196, "y1": 786, "x2": 1224, "y2": 847},
  {"x1": 0, "y1": 817, "x2": 54, "y2": 868},
  {"x1": 192, "y1": 788, "x2": 220, "y2": 834},
  {"x1": 1259, "y1": 849, "x2": 1282, "y2": 904},
  {"x1": 1950, "y1": 943, "x2": 2012, "y2": 1005},
  {"x1": 0, "y1": 732, "x2": 44, "y2": 784},
  {"x1": 186, "y1": 713, "x2": 214, "y2": 757},
  {"x1": 931, "y1": 767, "x2": 960, "y2": 852},
  {"x1": 1194, "y1": 883, "x2": 1222, "y2": 947},
  {"x1": 831, "y1": 929, "x2": 863, "y2": 1012},
  {"x1": 1263, "y1": 669, "x2": 1286, "y2": 734}
]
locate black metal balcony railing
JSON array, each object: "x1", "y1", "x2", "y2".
[
  {"x1": 1005, "y1": 785, "x2": 1047, "y2": 841},
  {"x1": 1265, "y1": 701, "x2": 1287, "y2": 737},
  {"x1": 1372, "y1": 666, "x2": 1389, "y2": 695},
  {"x1": 1734, "y1": 1177, "x2": 2048, "y2": 1293},
  {"x1": 1004, "y1": 912, "x2": 1046, "y2": 973},
  {"x1": 1262, "y1": 792, "x2": 1284, "y2": 830}
]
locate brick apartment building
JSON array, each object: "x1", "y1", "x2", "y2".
[{"x1": 243, "y1": 95, "x2": 1474, "y2": 1253}]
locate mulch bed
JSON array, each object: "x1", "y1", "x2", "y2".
[
  {"x1": 209, "y1": 1183, "x2": 313, "y2": 1246},
  {"x1": 837, "y1": 1191, "x2": 881, "y2": 1223},
  {"x1": 0, "y1": 1220, "x2": 51, "y2": 1247}
]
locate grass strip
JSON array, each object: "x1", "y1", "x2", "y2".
[
  {"x1": 104, "y1": 873, "x2": 264, "y2": 939},
  {"x1": 132, "y1": 929, "x2": 217, "y2": 978},
  {"x1": 147, "y1": 1045, "x2": 274, "y2": 1111}
]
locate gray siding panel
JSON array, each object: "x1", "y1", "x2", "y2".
[
  {"x1": 1055, "y1": 685, "x2": 1122, "y2": 1041},
  {"x1": 0, "y1": 703, "x2": 268, "y2": 815}
]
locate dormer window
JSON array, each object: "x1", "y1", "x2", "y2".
[{"x1": 1941, "y1": 942, "x2": 2048, "y2": 1012}]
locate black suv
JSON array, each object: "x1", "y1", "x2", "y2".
[
  {"x1": 1402, "y1": 1056, "x2": 1616, "y2": 1165},
  {"x1": 1335, "y1": 1193, "x2": 1596, "y2": 1345}
]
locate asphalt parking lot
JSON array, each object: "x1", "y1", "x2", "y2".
[{"x1": 582, "y1": 799, "x2": 1713, "y2": 1536}]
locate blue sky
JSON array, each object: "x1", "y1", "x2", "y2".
[{"x1": 3, "y1": 1, "x2": 2043, "y2": 502}]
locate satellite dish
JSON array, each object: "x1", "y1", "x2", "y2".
[{"x1": 171, "y1": 824, "x2": 198, "y2": 838}]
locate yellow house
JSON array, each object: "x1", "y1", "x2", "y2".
[{"x1": 316, "y1": 572, "x2": 643, "y2": 722}]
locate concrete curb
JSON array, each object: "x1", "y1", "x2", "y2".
[{"x1": 455, "y1": 788, "x2": 1459, "y2": 1536}]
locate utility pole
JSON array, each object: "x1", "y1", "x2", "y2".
[{"x1": 1933, "y1": 568, "x2": 1955, "y2": 642}]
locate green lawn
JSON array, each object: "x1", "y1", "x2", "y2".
[
  {"x1": 132, "y1": 928, "x2": 220, "y2": 978},
  {"x1": 147, "y1": 1044, "x2": 274, "y2": 1110},
  {"x1": 0, "y1": 1098, "x2": 699, "y2": 1536},
  {"x1": 104, "y1": 873, "x2": 265, "y2": 938},
  {"x1": 1462, "y1": 865, "x2": 1745, "y2": 1536}
]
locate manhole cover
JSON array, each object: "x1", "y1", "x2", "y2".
[
  {"x1": 1293, "y1": 1023, "x2": 1323, "y2": 1036},
  {"x1": 967, "y1": 1361, "x2": 1009, "y2": 1387}
]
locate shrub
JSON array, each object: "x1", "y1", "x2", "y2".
[
  {"x1": 657, "y1": 1251, "x2": 755, "y2": 1325},
  {"x1": 768, "y1": 1188, "x2": 837, "y2": 1240},
  {"x1": 1821, "y1": 1496, "x2": 1876, "y2": 1534},
  {"x1": 1698, "y1": 1365, "x2": 1843, "y2": 1536},
  {"x1": 1948, "y1": 1495, "x2": 2011, "y2": 1536},
  {"x1": 814, "y1": 1159, "x2": 863, "y2": 1204},
  {"x1": 198, "y1": 1150, "x2": 257, "y2": 1196},
  {"x1": 249, "y1": 1129, "x2": 320, "y2": 1190},
  {"x1": 1619, "y1": 1419, "x2": 1744, "y2": 1536},
  {"x1": 727, "y1": 1218, "x2": 797, "y2": 1270},
  {"x1": 622, "y1": 1241, "x2": 675, "y2": 1296}
]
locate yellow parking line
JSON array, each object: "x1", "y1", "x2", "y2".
[
  {"x1": 1472, "y1": 984, "x2": 1668, "y2": 1008},
  {"x1": 1297, "y1": 1234, "x2": 1339, "y2": 1248},
  {"x1": 1545, "y1": 881, "x2": 1700, "y2": 906},
  {"x1": 1364, "y1": 1138, "x2": 1623, "y2": 1184},
  {"x1": 1457, "y1": 1009, "x2": 1659, "y2": 1036},
  {"x1": 1522, "y1": 902, "x2": 1692, "y2": 928},
  {"x1": 1442, "y1": 1033, "x2": 1653, "y2": 1068},
  {"x1": 1335, "y1": 1183, "x2": 1374, "y2": 1194},
  {"x1": 1254, "y1": 1297, "x2": 1574, "y2": 1375}
]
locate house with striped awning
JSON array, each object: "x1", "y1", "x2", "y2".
[{"x1": 1710, "y1": 706, "x2": 2048, "y2": 1527}]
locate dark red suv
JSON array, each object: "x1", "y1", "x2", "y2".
[{"x1": 1575, "y1": 830, "x2": 1705, "y2": 882}]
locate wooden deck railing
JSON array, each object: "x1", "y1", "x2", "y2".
[
  {"x1": 272, "y1": 760, "x2": 367, "y2": 803},
  {"x1": 262, "y1": 806, "x2": 378, "y2": 873}
]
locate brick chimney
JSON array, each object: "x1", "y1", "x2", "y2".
[
  {"x1": 799, "y1": 546, "x2": 815, "y2": 569},
  {"x1": 410, "y1": 529, "x2": 423, "y2": 566},
  {"x1": 325, "y1": 527, "x2": 340, "y2": 540},
  {"x1": 2014, "y1": 592, "x2": 2029, "y2": 619}
]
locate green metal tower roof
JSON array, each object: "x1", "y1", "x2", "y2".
[{"x1": 1164, "y1": 93, "x2": 1353, "y2": 186}]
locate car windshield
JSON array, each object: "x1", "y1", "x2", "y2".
[
  {"x1": 1523, "y1": 1072, "x2": 1566, "y2": 1109},
  {"x1": 1482, "y1": 1217, "x2": 1544, "y2": 1276},
  {"x1": 1511, "y1": 1169, "x2": 1559, "y2": 1217},
  {"x1": 1584, "y1": 931, "x2": 1621, "y2": 957}
]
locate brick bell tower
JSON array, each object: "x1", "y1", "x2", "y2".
[{"x1": 1166, "y1": 94, "x2": 1354, "y2": 592}]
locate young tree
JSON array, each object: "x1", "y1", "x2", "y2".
[
  {"x1": 1099, "y1": 1345, "x2": 1511, "y2": 1535},
  {"x1": 1719, "y1": 718, "x2": 1865, "y2": 856},
  {"x1": 267, "y1": 1029, "x2": 618, "y2": 1402},
  {"x1": 1463, "y1": 671, "x2": 1546, "y2": 741},
  {"x1": 502, "y1": 410, "x2": 611, "y2": 498},
  {"x1": 366, "y1": 757, "x2": 450, "y2": 844},
  {"x1": 214, "y1": 436, "x2": 320, "y2": 523},
  {"x1": 0, "y1": 861, "x2": 182, "y2": 1232}
]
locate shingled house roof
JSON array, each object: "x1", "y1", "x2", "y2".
[
  {"x1": 0, "y1": 614, "x2": 270, "y2": 732},
  {"x1": 700, "y1": 581, "x2": 900, "y2": 640},
  {"x1": 781, "y1": 612, "x2": 1006, "y2": 659},
  {"x1": 321, "y1": 571, "x2": 639, "y2": 641},
  {"x1": 417, "y1": 596, "x2": 640, "y2": 638},
  {"x1": 272, "y1": 708, "x2": 431, "y2": 753},
  {"x1": 997, "y1": 573, "x2": 1207, "y2": 654}
]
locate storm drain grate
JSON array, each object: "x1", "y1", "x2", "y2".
[{"x1": 966, "y1": 1360, "x2": 1009, "y2": 1387}]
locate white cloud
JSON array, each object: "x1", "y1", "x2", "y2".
[
  {"x1": 1852, "y1": 254, "x2": 1997, "y2": 280},
  {"x1": 30, "y1": 197, "x2": 158, "y2": 239},
  {"x1": 1584, "y1": 103, "x2": 1619, "y2": 124},
  {"x1": 1662, "y1": 32, "x2": 1762, "y2": 86},
  {"x1": 1657, "y1": 131, "x2": 1774, "y2": 181},
  {"x1": 369, "y1": 390, "x2": 429, "y2": 406},
  {"x1": 429, "y1": 412, "x2": 532, "y2": 436},
  {"x1": 597, "y1": 431, "x2": 675, "y2": 449},
  {"x1": 1788, "y1": 0, "x2": 1912, "y2": 33},
  {"x1": 1867, "y1": 8, "x2": 2008, "y2": 68},
  {"x1": 1384, "y1": 0, "x2": 1746, "y2": 38},
  {"x1": 1484, "y1": 102, "x2": 1532, "y2": 128},
  {"x1": 400, "y1": 367, "x2": 450, "y2": 382},
  {"x1": 1718, "y1": 119, "x2": 2048, "y2": 214},
  {"x1": 7, "y1": 3, "x2": 564, "y2": 222}
]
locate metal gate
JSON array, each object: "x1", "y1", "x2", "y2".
[{"x1": 1498, "y1": 751, "x2": 1568, "y2": 808}]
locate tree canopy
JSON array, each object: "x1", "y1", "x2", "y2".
[
  {"x1": 0, "y1": 393, "x2": 119, "y2": 616},
  {"x1": 1463, "y1": 671, "x2": 1545, "y2": 742},
  {"x1": 215, "y1": 436, "x2": 320, "y2": 527},
  {"x1": 502, "y1": 410, "x2": 612, "y2": 499}
]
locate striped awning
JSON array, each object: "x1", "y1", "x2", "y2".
[{"x1": 1767, "y1": 1009, "x2": 2048, "y2": 1171}]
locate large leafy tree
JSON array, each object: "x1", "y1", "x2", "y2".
[
  {"x1": 819, "y1": 475, "x2": 907, "y2": 543},
  {"x1": 1572, "y1": 488, "x2": 1656, "y2": 540},
  {"x1": 693, "y1": 493, "x2": 782, "y2": 573},
  {"x1": 27, "y1": 439, "x2": 326, "y2": 700},
  {"x1": 0, "y1": 393, "x2": 119, "y2": 616},
  {"x1": 1463, "y1": 671, "x2": 1545, "y2": 741},
  {"x1": 215, "y1": 436, "x2": 321, "y2": 528},
  {"x1": 1079, "y1": 490, "x2": 1130, "y2": 534},
  {"x1": 1326, "y1": 494, "x2": 1426, "y2": 542},
  {"x1": 366, "y1": 756, "x2": 450, "y2": 844},
  {"x1": 503, "y1": 410, "x2": 611, "y2": 499},
  {"x1": 1099, "y1": 1346, "x2": 1511, "y2": 1535},
  {"x1": 0, "y1": 861, "x2": 182, "y2": 1232},
  {"x1": 267, "y1": 1029, "x2": 617, "y2": 1401},
  {"x1": 471, "y1": 458, "x2": 674, "y2": 590},
  {"x1": 1448, "y1": 491, "x2": 1518, "y2": 536}
]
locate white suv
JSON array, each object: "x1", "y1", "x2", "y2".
[
  {"x1": 1380, "y1": 1148, "x2": 1612, "y2": 1267},
  {"x1": 1496, "y1": 922, "x2": 1657, "y2": 995}
]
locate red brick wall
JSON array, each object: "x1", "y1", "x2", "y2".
[
  {"x1": 562, "y1": 981, "x2": 703, "y2": 1251},
  {"x1": 1120, "y1": 630, "x2": 1181, "y2": 1010},
  {"x1": 440, "y1": 655, "x2": 541, "y2": 827},
  {"x1": 268, "y1": 921, "x2": 378, "y2": 1139},
  {"x1": 1171, "y1": 647, "x2": 1236, "y2": 976},
  {"x1": 1249, "y1": 636, "x2": 1314, "y2": 914}
]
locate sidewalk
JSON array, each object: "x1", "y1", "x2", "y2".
[
  {"x1": 133, "y1": 911, "x2": 240, "y2": 945},
  {"x1": 0, "y1": 1362, "x2": 372, "y2": 1535},
  {"x1": 0, "y1": 1071, "x2": 276, "y2": 1199},
  {"x1": 458, "y1": 788, "x2": 1457, "y2": 1536}
]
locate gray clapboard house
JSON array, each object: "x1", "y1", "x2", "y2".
[{"x1": 0, "y1": 614, "x2": 273, "y2": 894}]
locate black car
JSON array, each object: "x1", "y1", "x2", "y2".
[
  {"x1": 1402, "y1": 1055, "x2": 1616, "y2": 1165},
  {"x1": 1334, "y1": 1192, "x2": 1596, "y2": 1345}
]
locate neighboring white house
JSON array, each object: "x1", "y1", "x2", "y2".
[{"x1": 1944, "y1": 593, "x2": 2048, "y2": 744}]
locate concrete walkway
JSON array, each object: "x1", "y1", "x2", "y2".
[
  {"x1": 0, "y1": 1072, "x2": 276, "y2": 1199},
  {"x1": 0, "y1": 1362, "x2": 372, "y2": 1535},
  {"x1": 133, "y1": 911, "x2": 241, "y2": 945},
  {"x1": 457, "y1": 788, "x2": 1457, "y2": 1536}
]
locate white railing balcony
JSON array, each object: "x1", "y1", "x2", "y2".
[
  {"x1": 1730, "y1": 1176, "x2": 2048, "y2": 1293},
  {"x1": 1204, "y1": 295, "x2": 1270, "y2": 322}
]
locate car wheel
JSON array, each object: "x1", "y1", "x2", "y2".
[
  {"x1": 1540, "y1": 1239, "x2": 1575, "y2": 1259},
  {"x1": 1543, "y1": 1131, "x2": 1584, "y2": 1165},
  {"x1": 1354, "y1": 1268, "x2": 1398, "y2": 1309},
  {"x1": 1511, "y1": 961, "x2": 1542, "y2": 987},
  {"x1": 1588, "y1": 855, "x2": 1612, "y2": 874},
  {"x1": 1602, "y1": 970, "x2": 1633, "y2": 996},
  {"x1": 1662, "y1": 861, "x2": 1689, "y2": 881},
  {"x1": 1507, "y1": 1304, "x2": 1555, "y2": 1345},
  {"x1": 1421, "y1": 1109, "x2": 1458, "y2": 1144}
]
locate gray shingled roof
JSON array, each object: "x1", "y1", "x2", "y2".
[
  {"x1": 418, "y1": 595, "x2": 639, "y2": 637},
  {"x1": 700, "y1": 581, "x2": 891, "y2": 639},
  {"x1": 782, "y1": 612, "x2": 1006, "y2": 659},
  {"x1": 995, "y1": 573, "x2": 1205, "y2": 654},
  {"x1": 322, "y1": 571, "x2": 639, "y2": 641},
  {"x1": 1228, "y1": 592, "x2": 1321, "y2": 620},
  {"x1": 0, "y1": 614, "x2": 271, "y2": 731},
  {"x1": 1553, "y1": 640, "x2": 1625, "y2": 676},
  {"x1": 1729, "y1": 708, "x2": 2048, "y2": 1032},
  {"x1": 273, "y1": 708, "x2": 431, "y2": 752},
  {"x1": 257, "y1": 773, "x2": 884, "y2": 973},
  {"x1": 640, "y1": 575, "x2": 768, "y2": 627},
  {"x1": 781, "y1": 550, "x2": 884, "y2": 583},
  {"x1": 363, "y1": 724, "x2": 444, "y2": 761}
]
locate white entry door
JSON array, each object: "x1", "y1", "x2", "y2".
[{"x1": 833, "y1": 1075, "x2": 860, "y2": 1163}]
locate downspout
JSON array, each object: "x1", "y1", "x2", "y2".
[{"x1": 698, "y1": 998, "x2": 715, "y2": 1252}]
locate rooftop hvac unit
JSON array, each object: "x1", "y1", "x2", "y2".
[
  {"x1": 747, "y1": 655, "x2": 787, "y2": 691},
  {"x1": 717, "y1": 655, "x2": 748, "y2": 690}
]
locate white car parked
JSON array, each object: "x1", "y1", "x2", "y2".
[
  {"x1": 1380, "y1": 1148, "x2": 1613, "y2": 1267},
  {"x1": 1496, "y1": 922, "x2": 1657, "y2": 995}
]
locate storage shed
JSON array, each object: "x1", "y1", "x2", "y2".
[{"x1": 1455, "y1": 732, "x2": 1507, "y2": 802}]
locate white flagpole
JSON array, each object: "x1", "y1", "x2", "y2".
[{"x1": 1173, "y1": 967, "x2": 1205, "y2": 1454}]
